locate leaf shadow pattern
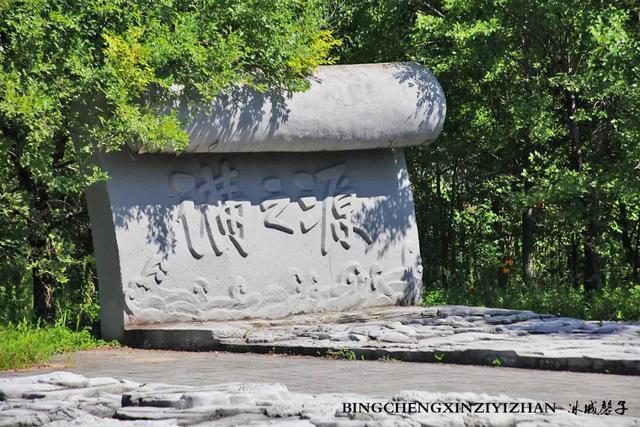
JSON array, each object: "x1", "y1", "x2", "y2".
[
  {"x1": 149, "y1": 84, "x2": 292, "y2": 152},
  {"x1": 385, "y1": 62, "x2": 447, "y2": 137},
  {"x1": 352, "y1": 63, "x2": 445, "y2": 258},
  {"x1": 106, "y1": 149, "x2": 420, "y2": 265},
  {"x1": 112, "y1": 83, "x2": 293, "y2": 258},
  {"x1": 107, "y1": 62, "x2": 446, "y2": 276},
  {"x1": 111, "y1": 198, "x2": 178, "y2": 258},
  {"x1": 353, "y1": 159, "x2": 416, "y2": 259}
]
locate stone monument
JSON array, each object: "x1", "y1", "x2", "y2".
[{"x1": 86, "y1": 62, "x2": 446, "y2": 341}]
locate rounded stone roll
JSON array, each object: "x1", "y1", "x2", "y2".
[{"x1": 155, "y1": 62, "x2": 446, "y2": 153}]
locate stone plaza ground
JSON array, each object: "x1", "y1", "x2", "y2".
[
  {"x1": 0, "y1": 361, "x2": 639, "y2": 426},
  {"x1": 124, "y1": 305, "x2": 640, "y2": 375},
  {"x1": 1, "y1": 305, "x2": 639, "y2": 425}
]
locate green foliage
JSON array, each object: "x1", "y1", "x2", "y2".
[
  {"x1": 325, "y1": 0, "x2": 416, "y2": 63},
  {"x1": 423, "y1": 289, "x2": 447, "y2": 307},
  {"x1": 1, "y1": 0, "x2": 639, "y2": 328},
  {"x1": 330, "y1": 0, "x2": 640, "y2": 318},
  {"x1": 423, "y1": 281, "x2": 640, "y2": 320},
  {"x1": 0, "y1": 0, "x2": 336, "y2": 325},
  {"x1": 0, "y1": 320, "x2": 114, "y2": 370},
  {"x1": 377, "y1": 355, "x2": 397, "y2": 362},
  {"x1": 326, "y1": 348, "x2": 357, "y2": 360}
]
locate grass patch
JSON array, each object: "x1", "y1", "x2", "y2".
[
  {"x1": 0, "y1": 321, "x2": 115, "y2": 371},
  {"x1": 422, "y1": 282, "x2": 640, "y2": 320},
  {"x1": 326, "y1": 348, "x2": 357, "y2": 360}
]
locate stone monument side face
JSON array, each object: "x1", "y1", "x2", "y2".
[{"x1": 88, "y1": 149, "x2": 423, "y2": 340}]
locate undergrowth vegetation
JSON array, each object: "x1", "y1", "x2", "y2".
[
  {"x1": 424, "y1": 282, "x2": 640, "y2": 321},
  {"x1": 0, "y1": 320, "x2": 114, "y2": 371}
]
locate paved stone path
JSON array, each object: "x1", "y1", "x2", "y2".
[
  {"x1": 2, "y1": 348, "x2": 640, "y2": 416},
  {"x1": 3, "y1": 304, "x2": 640, "y2": 424},
  {"x1": 1, "y1": 371, "x2": 639, "y2": 426},
  {"x1": 125, "y1": 305, "x2": 640, "y2": 374}
]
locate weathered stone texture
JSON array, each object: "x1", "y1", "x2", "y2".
[
  {"x1": 89, "y1": 149, "x2": 423, "y2": 340},
  {"x1": 152, "y1": 62, "x2": 446, "y2": 153},
  {"x1": 87, "y1": 62, "x2": 445, "y2": 341},
  {"x1": 2, "y1": 372, "x2": 637, "y2": 426},
  {"x1": 124, "y1": 305, "x2": 640, "y2": 375}
]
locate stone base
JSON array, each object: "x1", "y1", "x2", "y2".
[
  {"x1": 123, "y1": 305, "x2": 640, "y2": 375},
  {"x1": 1, "y1": 371, "x2": 637, "y2": 426}
]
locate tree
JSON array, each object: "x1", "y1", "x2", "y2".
[
  {"x1": 0, "y1": 0, "x2": 337, "y2": 324},
  {"x1": 410, "y1": 0, "x2": 640, "y2": 291},
  {"x1": 329, "y1": 0, "x2": 640, "y2": 316}
]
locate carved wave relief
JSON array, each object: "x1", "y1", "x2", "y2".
[
  {"x1": 123, "y1": 157, "x2": 422, "y2": 325},
  {"x1": 124, "y1": 246, "x2": 422, "y2": 324}
]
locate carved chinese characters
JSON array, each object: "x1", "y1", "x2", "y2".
[
  {"x1": 170, "y1": 161, "x2": 248, "y2": 258},
  {"x1": 172, "y1": 160, "x2": 374, "y2": 258},
  {"x1": 260, "y1": 177, "x2": 295, "y2": 234},
  {"x1": 260, "y1": 163, "x2": 373, "y2": 255},
  {"x1": 84, "y1": 63, "x2": 445, "y2": 340},
  {"x1": 95, "y1": 149, "x2": 422, "y2": 328}
]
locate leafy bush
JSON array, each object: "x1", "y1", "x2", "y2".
[
  {"x1": 0, "y1": 320, "x2": 114, "y2": 371},
  {"x1": 330, "y1": 0, "x2": 640, "y2": 319},
  {"x1": 326, "y1": 348, "x2": 358, "y2": 360},
  {"x1": 0, "y1": 0, "x2": 337, "y2": 324}
]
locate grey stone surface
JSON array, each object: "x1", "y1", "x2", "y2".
[
  {"x1": 1, "y1": 372, "x2": 636, "y2": 426},
  {"x1": 5, "y1": 349, "x2": 639, "y2": 416},
  {"x1": 88, "y1": 149, "x2": 424, "y2": 341},
  {"x1": 150, "y1": 62, "x2": 446, "y2": 153},
  {"x1": 87, "y1": 62, "x2": 445, "y2": 341},
  {"x1": 124, "y1": 305, "x2": 640, "y2": 374}
]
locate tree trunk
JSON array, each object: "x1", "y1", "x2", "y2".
[
  {"x1": 620, "y1": 204, "x2": 633, "y2": 261},
  {"x1": 435, "y1": 163, "x2": 448, "y2": 285},
  {"x1": 619, "y1": 203, "x2": 639, "y2": 283},
  {"x1": 566, "y1": 92, "x2": 583, "y2": 172},
  {"x1": 565, "y1": 90, "x2": 602, "y2": 290},
  {"x1": 569, "y1": 234, "x2": 579, "y2": 287},
  {"x1": 448, "y1": 165, "x2": 458, "y2": 274},
  {"x1": 4, "y1": 124, "x2": 58, "y2": 322},
  {"x1": 632, "y1": 220, "x2": 640, "y2": 284},
  {"x1": 634, "y1": 231, "x2": 639, "y2": 284},
  {"x1": 32, "y1": 265, "x2": 55, "y2": 322},
  {"x1": 521, "y1": 147, "x2": 535, "y2": 281},
  {"x1": 583, "y1": 219, "x2": 601, "y2": 291},
  {"x1": 565, "y1": 91, "x2": 582, "y2": 290},
  {"x1": 522, "y1": 207, "x2": 535, "y2": 280}
]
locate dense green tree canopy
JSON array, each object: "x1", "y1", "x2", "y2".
[
  {"x1": 0, "y1": 0, "x2": 337, "y2": 323},
  {"x1": 330, "y1": 0, "x2": 640, "y2": 318},
  {"x1": 1, "y1": 0, "x2": 639, "y2": 326}
]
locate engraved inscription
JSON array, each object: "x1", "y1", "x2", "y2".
[
  {"x1": 118, "y1": 150, "x2": 423, "y2": 326},
  {"x1": 316, "y1": 163, "x2": 372, "y2": 255},
  {"x1": 258, "y1": 163, "x2": 373, "y2": 254},
  {"x1": 170, "y1": 161, "x2": 248, "y2": 258},
  {"x1": 260, "y1": 177, "x2": 294, "y2": 234}
]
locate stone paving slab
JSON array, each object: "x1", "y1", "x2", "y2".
[
  {"x1": 3, "y1": 348, "x2": 639, "y2": 416},
  {"x1": 1, "y1": 371, "x2": 638, "y2": 426},
  {"x1": 124, "y1": 305, "x2": 640, "y2": 375}
]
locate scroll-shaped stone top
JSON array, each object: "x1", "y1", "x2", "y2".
[{"x1": 154, "y1": 62, "x2": 446, "y2": 153}]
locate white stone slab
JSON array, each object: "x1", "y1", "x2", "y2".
[
  {"x1": 122, "y1": 305, "x2": 640, "y2": 375},
  {"x1": 87, "y1": 63, "x2": 446, "y2": 341},
  {"x1": 2, "y1": 372, "x2": 637, "y2": 426},
  {"x1": 88, "y1": 149, "x2": 423, "y2": 340}
]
